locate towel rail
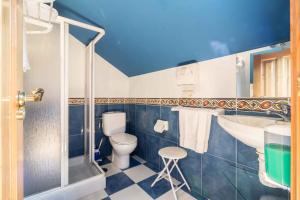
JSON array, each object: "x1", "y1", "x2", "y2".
[{"x1": 171, "y1": 106, "x2": 225, "y2": 116}]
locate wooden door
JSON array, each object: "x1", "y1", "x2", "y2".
[
  {"x1": 291, "y1": 0, "x2": 300, "y2": 199},
  {"x1": 0, "y1": 0, "x2": 23, "y2": 199}
]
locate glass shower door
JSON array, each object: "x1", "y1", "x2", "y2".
[{"x1": 24, "y1": 24, "x2": 62, "y2": 197}]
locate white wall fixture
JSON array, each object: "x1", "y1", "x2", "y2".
[
  {"x1": 176, "y1": 64, "x2": 198, "y2": 97},
  {"x1": 154, "y1": 120, "x2": 169, "y2": 133},
  {"x1": 24, "y1": 0, "x2": 58, "y2": 34},
  {"x1": 23, "y1": 0, "x2": 58, "y2": 71}
]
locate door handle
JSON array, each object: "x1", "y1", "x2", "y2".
[{"x1": 16, "y1": 88, "x2": 45, "y2": 120}]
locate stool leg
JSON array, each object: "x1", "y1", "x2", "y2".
[
  {"x1": 168, "y1": 160, "x2": 177, "y2": 174},
  {"x1": 151, "y1": 158, "x2": 172, "y2": 187},
  {"x1": 163, "y1": 158, "x2": 178, "y2": 200},
  {"x1": 162, "y1": 160, "x2": 176, "y2": 180},
  {"x1": 174, "y1": 160, "x2": 191, "y2": 191}
]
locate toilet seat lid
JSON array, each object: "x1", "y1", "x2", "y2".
[{"x1": 111, "y1": 133, "x2": 137, "y2": 145}]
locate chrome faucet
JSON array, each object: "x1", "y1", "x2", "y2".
[{"x1": 266, "y1": 102, "x2": 291, "y2": 122}]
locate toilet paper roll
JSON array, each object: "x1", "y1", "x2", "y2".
[{"x1": 154, "y1": 120, "x2": 168, "y2": 133}]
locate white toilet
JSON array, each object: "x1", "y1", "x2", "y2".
[{"x1": 102, "y1": 111, "x2": 137, "y2": 169}]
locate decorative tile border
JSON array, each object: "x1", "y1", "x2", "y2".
[
  {"x1": 236, "y1": 98, "x2": 289, "y2": 112},
  {"x1": 135, "y1": 98, "x2": 147, "y2": 105},
  {"x1": 202, "y1": 98, "x2": 237, "y2": 109},
  {"x1": 69, "y1": 97, "x2": 289, "y2": 112},
  {"x1": 161, "y1": 98, "x2": 179, "y2": 106},
  {"x1": 124, "y1": 98, "x2": 135, "y2": 104},
  {"x1": 95, "y1": 98, "x2": 108, "y2": 104},
  {"x1": 108, "y1": 98, "x2": 124, "y2": 104},
  {"x1": 69, "y1": 98, "x2": 85, "y2": 105},
  {"x1": 179, "y1": 98, "x2": 202, "y2": 107},
  {"x1": 146, "y1": 98, "x2": 161, "y2": 105}
]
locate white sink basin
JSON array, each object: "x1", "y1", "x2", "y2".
[{"x1": 217, "y1": 115, "x2": 290, "y2": 151}]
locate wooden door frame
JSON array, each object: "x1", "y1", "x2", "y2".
[
  {"x1": 291, "y1": 0, "x2": 300, "y2": 199},
  {"x1": 0, "y1": 0, "x2": 23, "y2": 199},
  {"x1": 0, "y1": 0, "x2": 298, "y2": 200}
]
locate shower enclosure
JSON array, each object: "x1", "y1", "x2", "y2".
[
  {"x1": 68, "y1": 33, "x2": 102, "y2": 185},
  {"x1": 23, "y1": 16, "x2": 106, "y2": 199}
]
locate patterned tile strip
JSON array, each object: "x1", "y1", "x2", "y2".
[
  {"x1": 237, "y1": 98, "x2": 289, "y2": 112},
  {"x1": 202, "y1": 98, "x2": 236, "y2": 109},
  {"x1": 161, "y1": 98, "x2": 179, "y2": 106},
  {"x1": 69, "y1": 98, "x2": 85, "y2": 105},
  {"x1": 135, "y1": 98, "x2": 147, "y2": 105},
  {"x1": 124, "y1": 98, "x2": 135, "y2": 104},
  {"x1": 108, "y1": 98, "x2": 124, "y2": 104},
  {"x1": 179, "y1": 98, "x2": 203, "y2": 107},
  {"x1": 68, "y1": 97, "x2": 289, "y2": 112},
  {"x1": 95, "y1": 98, "x2": 108, "y2": 104},
  {"x1": 146, "y1": 98, "x2": 161, "y2": 105}
]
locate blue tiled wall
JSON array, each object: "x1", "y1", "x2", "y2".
[
  {"x1": 69, "y1": 105, "x2": 84, "y2": 158},
  {"x1": 68, "y1": 103, "x2": 289, "y2": 200},
  {"x1": 129, "y1": 104, "x2": 290, "y2": 200}
]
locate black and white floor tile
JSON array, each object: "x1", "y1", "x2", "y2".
[{"x1": 79, "y1": 155, "x2": 204, "y2": 200}]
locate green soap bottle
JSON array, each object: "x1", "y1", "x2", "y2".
[{"x1": 265, "y1": 143, "x2": 291, "y2": 187}]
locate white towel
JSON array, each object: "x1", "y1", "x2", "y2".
[{"x1": 173, "y1": 107, "x2": 224, "y2": 153}]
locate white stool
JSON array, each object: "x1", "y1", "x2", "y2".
[{"x1": 151, "y1": 147, "x2": 191, "y2": 200}]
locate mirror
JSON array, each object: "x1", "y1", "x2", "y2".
[{"x1": 237, "y1": 46, "x2": 291, "y2": 98}]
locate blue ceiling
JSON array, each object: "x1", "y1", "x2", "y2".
[{"x1": 54, "y1": 0, "x2": 290, "y2": 77}]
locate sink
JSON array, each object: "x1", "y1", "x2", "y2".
[
  {"x1": 218, "y1": 114, "x2": 291, "y2": 189},
  {"x1": 217, "y1": 115, "x2": 290, "y2": 151}
]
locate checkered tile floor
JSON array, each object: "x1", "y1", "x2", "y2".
[{"x1": 79, "y1": 155, "x2": 204, "y2": 200}]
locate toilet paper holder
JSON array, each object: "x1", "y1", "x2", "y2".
[{"x1": 154, "y1": 120, "x2": 169, "y2": 133}]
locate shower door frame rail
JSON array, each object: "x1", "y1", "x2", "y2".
[
  {"x1": 86, "y1": 33, "x2": 104, "y2": 167},
  {"x1": 57, "y1": 16, "x2": 106, "y2": 187}
]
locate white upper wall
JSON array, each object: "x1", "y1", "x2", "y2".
[
  {"x1": 69, "y1": 35, "x2": 86, "y2": 97},
  {"x1": 94, "y1": 55, "x2": 129, "y2": 98},
  {"x1": 68, "y1": 35, "x2": 130, "y2": 98},
  {"x1": 129, "y1": 46, "x2": 271, "y2": 98},
  {"x1": 69, "y1": 37, "x2": 130, "y2": 98},
  {"x1": 129, "y1": 57, "x2": 236, "y2": 98}
]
